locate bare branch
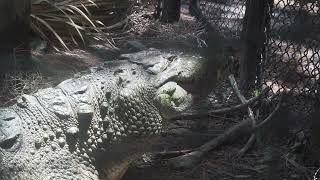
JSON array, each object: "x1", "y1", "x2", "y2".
[
  {"x1": 171, "y1": 87, "x2": 269, "y2": 120},
  {"x1": 228, "y1": 74, "x2": 256, "y2": 156},
  {"x1": 167, "y1": 88, "x2": 283, "y2": 169},
  {"x1": 168, "y1": 118, "x2": 253, "y2": 169},
  {"x1": 253, "y1": 93, "x2": 283, "y2": 130}
]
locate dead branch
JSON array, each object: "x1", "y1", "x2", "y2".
[
  {"x1": 171, "y1": 87, "x2": 269, "y2": 120},
  {"x1": 238, "y1": 134, "x2": 256, "y2": 156},
  {"x1": 154, "y1": 149, "x2": 194, "y2": 159},
  {"x1": 228, "y1": 74, "x2": 247, "y2": 103},
  {"x1": 254, "y1": 93, "x2": 283, "y2": 130},
  {"x1": 168, "y1": 118, "x2": 253, "y2": 169},
  {"x1": 168, "y1": 93, "x2": 283, "y2": 169},
  {"x1": 228, "y1": 74, "x2": 256, "y2": 156}
]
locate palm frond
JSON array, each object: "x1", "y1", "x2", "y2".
[
  {"x1": 80, "y1": 3, "x2": 92, "y2": 16},
  {"x1": 86, "y1": 0, "x2": 98, "y2": 7},
  {"x1": 30, "y1": 0, "x2": 132, "y2": 51},
  {"x1": 49, "y1": 3, "x2": 86, "y2": 45},
  {"x1": 66, "y1": 5, "x2": 97, "y2": 29},
  {"x1": 31, "y1": 14, "x2": 70, "y2": 51}
]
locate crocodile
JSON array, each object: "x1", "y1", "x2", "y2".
[{"x1": 0, "y1": 49, "x2": 208, "y2": 180}]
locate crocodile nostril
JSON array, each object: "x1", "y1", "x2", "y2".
[
  {"x1": 2, "y1": 117, "x2": 15, "y2": 121},
  {"x1": 0, "y1": 134, "x2": 21, "y2": 150}
]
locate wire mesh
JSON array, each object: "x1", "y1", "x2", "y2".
[
  {"x1": 198, "y1": 0, "x2": 246, "y2": 40},
  {"x1": 194, "y1": 0, "x2": 320, "y2": 114},
  {"x1": 265, "y1": 0, "x2": 320, "y2": 113},
  {"x1": 192, "y1": 0, "x2": 247, "y2": 79}
]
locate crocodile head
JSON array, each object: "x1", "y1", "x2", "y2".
[
  {"x1": 0, "y1": 49, "x2": 208, "y2": 180},
  {"x1": 118, "y1": 49, "x2": 206, "y2": 119}
]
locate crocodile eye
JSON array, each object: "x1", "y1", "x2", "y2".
[
  {"x1": 167, "y1": 55, "x2": 177, "y2": 62},
  {"x1": 0, "y1": 134, "x2": 21, "y2": 151},
  {"x1": 0, "y1": 109, "x2": 22, "y2": 152}
]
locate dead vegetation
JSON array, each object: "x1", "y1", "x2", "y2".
[
  {"x1": 31, "y1": 0, "x2": 132, "y2": 50},
  {"x1": 127, "y1": 6, "x2": 207, "y2": 47},
  {"x1": 165, "y1": 75, "x2": 282, "y2": 168},
  {"x1": 124, "y1": 75, "x2": 316, "y2": 180}
]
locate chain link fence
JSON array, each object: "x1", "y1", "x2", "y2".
[
  {"x1": 266, "y1": 0, "x2": 320, "y2": 114},
  {"x1": 198, "y1": 0, "x2": 246, "y2": 40},
  {"x1": 193, "y1": 0, "x2": 320, "y2": 115}
]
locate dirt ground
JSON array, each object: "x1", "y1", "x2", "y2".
[{"x1": 0, "y1": 1, "x2": 318, "y2": 180}]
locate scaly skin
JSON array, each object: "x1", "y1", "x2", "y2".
[{"x1": 0, "y1": 49, "x2": 206, "y2": 180}]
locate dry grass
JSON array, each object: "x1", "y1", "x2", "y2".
[
  {"x1": 128, "y1": 7, "x2": 207, "y2": 46},
  {"x1": 31, "y1": 0, "x2": 132, "y2": 50}
]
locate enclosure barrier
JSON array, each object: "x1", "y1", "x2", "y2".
[{"x1": 192, "y1": 0, "x2": 320, "y2": 115}]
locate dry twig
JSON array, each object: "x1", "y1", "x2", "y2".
[
  {"x1": 228, "y1": 74, "x2": 256, "y2": 156},
  {"x1": 167, "y1": 91, "x2": 283, "y2": 169},
  {"x1": 154, "y1": 149, "x2": 194, "y2": 159},
  {"x1": 171, "y1": 87, "x2": 269, "y2": 120}
]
